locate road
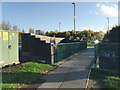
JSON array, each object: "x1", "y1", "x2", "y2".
[{"x1": 38, "y1": 48, "x2": 94, "y2": 89}]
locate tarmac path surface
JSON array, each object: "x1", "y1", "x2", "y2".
[{"x1": 38, "y1": 48, "x2": 94, "y2": 89}]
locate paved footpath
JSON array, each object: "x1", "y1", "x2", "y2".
[{"x1": 38, "y1": 48, "x2": 94, "y2": 89}]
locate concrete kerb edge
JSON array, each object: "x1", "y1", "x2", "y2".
[
  {"x1": 85, "y1": 68, "x2": 92, "y2": 89},
  {"x1": 85, "y1": 58, "x2": 94, "y2": 89},
  {"x1": 53, "y1": 48, "x2": 88, "y2": 66}
]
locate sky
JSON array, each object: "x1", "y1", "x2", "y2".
[{"x1": 1, "y1": 1, "x2": 118, "y2": 33}]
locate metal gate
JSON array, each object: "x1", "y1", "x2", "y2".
[{"x1": 0, "y1": 30, "x2": 19, "y2": 67}]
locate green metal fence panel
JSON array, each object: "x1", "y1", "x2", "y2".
[
  {"x1": 94, "y1": 44, "x2": 99, "y2": 67},
  {"x1": 98, "y1": 43, "x2": 119, "y2": 71},
  {"x1": 0, "y1": 30, "x2": 19, "y2": 67},
  {"x1": 54, "y1": 41, "x2": 87, "y2": 63}
]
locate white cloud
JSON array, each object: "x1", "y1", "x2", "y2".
[
  {"x1": 90, "y1": 26, "x2": 93, "y2": 28},
  {"x1": 82, "y1": 26, "x2": 94, "y2": 30},
  {"x1": 96, "y1": 4, "x2": 100, "y2": 7},
  {"x1": 105, "y1": 1, "x2": 109, "y2": 4},
  {"x1": 100, "y1": 4, "x2": 118, "y2": 17},
  {"x1": 82, "y1": 27, "x2": 89, "y2": 30},
  {"x1": 95, "y1": 3, "x2": 118, "y2": 17}
]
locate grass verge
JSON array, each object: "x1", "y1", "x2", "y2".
[
  {"x1": 104, "y1": 76, "x2": 120, "y2": 88},
  {"x1": 88, "y1": 68, "x2": 119, "y2": 89},
  {"x1": 2, "y1": 62, "x2": 53, "y2": 88},
  {"x1": 87, "y1": 44, "x2": 94, "y2": 48}
]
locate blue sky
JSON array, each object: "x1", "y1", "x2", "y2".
[{"x1": 2, "y1": 2, "x2": 118, "y2": 33}]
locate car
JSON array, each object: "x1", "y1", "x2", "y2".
[{"x1": 91, "y1": 40, "x2": 99, "y2": 44}]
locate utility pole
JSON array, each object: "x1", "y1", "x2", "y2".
[
  {"x1": 59, "y1": 22, "x2": 61, "y2": 32},
  {"x1": 72, "y1": 2, "x2": 75, "y2": 32},
  {"x1": 107, "y1": 17, "x2": 109, "y2": 31}
]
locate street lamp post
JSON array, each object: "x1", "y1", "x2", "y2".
[
  {"x1": 59, "y1": 22, "x2": 61, "y2": 32},
  {"x1": 72, "y1": 2, "x2": 75, "y2": 32},
  {"x1": 107, "y1": 17, "x2": 109, "y2": 31}
]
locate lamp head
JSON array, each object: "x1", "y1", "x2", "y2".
[{"x1": 72, "y1": 2, "x2": 75, "y2": 4}]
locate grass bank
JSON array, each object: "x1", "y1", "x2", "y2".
[
  {"x1": 88, "y1": 68, "x2": 119, "y2": 89},
  {"x1": 2, "y1": 62, "x2": 53, "y2": 88}
]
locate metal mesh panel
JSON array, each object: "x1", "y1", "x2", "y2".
[
  {"x1": 54, "y1": 42, "x2": 87, "y2": 63},
  {"x1": 94, "y1": 43, "x2": 119, "y2": 72},
  {"x1": 94, "y1": 44, "x2": 99, "y2": 67}
]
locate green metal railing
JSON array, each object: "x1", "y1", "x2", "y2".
[
  {"x1": 94, "y1": 44, "x2": 99, "y2": 67},
  {"x1": 94, "y1": 43, "x2": 119, "y2": 71},
  {"x1": 98, "y1": 43, "x2": 119, "y2": 71},
  {"x1": 54, "y1": 42, "x2": 87, "y2": 63}
]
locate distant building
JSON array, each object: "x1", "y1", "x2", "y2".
[{"x1": 35, "y1": 30, "x2": 41, "y2": 35}]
